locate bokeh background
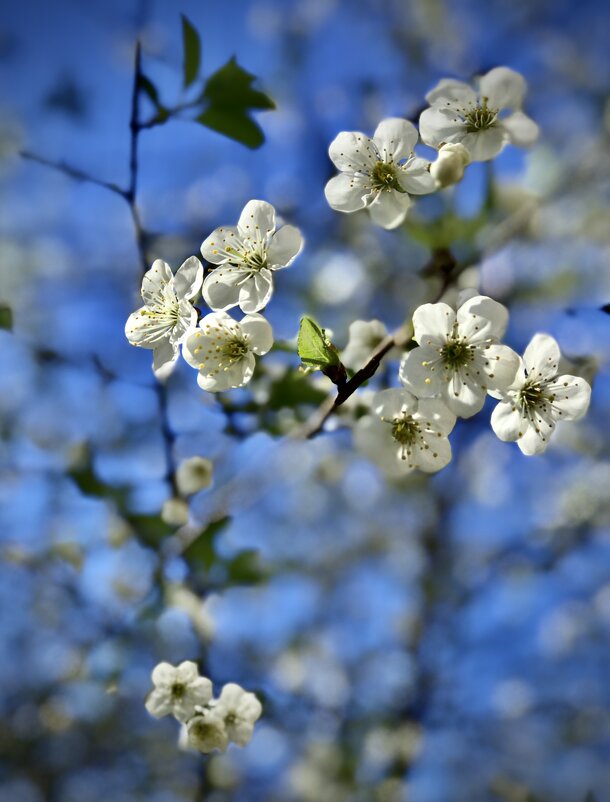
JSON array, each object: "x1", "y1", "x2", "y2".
[{"x1": 2, "y1": 0, "x2": 610, "y2": 800}]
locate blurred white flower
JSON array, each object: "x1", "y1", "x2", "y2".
[
  {"x1": 214, "y1": 682, "x2": 263, "y2": 747},
  {"x1": 176, "y1": 456, "x2": 214, "y2": 496},
  {"x1": 419, "y1": 67, "x2": 539, "y2": 161},
  {"x1": 430, "y1": 142, "x2": 471, "y2": 187},
  {"x1": 125, "y1": 257, "x2": 203, "y2": 379},
  {"x1": 183, "y1": 311, "x2": 273, "y2": 392},
  {"x1": 341, "y1": 319, "x2": 400, "y2": 371},
  {"x1": 354, "y1": 388, "x2": 456, "y2": 475},
  {"x1": 187, "y1": 708, "x2": 229, "y2": 753},
  {"x1": 201, "y1": 199, "x2": 303, "y2": 313},
  {"x1": 400, "y1": 295, "x2": 520, "y2": 418},
  {"x1": 324, "y1": 118, "x2": 436, "y2": 229},
  {"x1": 161, "y1": 497, "x2": 189, "y2": 526},
  {"x1": 145, "y1": 661, "x2": 212, "y2": 722},
  {"x1": 490, "y1": 333, "x2": 591, "y2": 455}
]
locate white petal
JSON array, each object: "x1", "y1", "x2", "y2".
[
  {"x1": 197, "y1": 353, "x2": 256, "y2": 392},
  {"x1": 153, "y1": 340, "x2": 179, "y2": 380},
  {"x1": 477, "y1": 344, "x2": 520, "y2": 391},
  {"x1": 184, "y1": 676, "x2": 213, "y2": 706},
  {"x1": 425, "y1": 78, "x2": 477, "y2": 107},
  {"x1": 141, "y1": 259, "x2": 173, "y2": 304},
  {"x1": 125, "y1": 307, "x2": 156, "y2": 348},
  {"x1": 145, "y1": 688, "x2": 173, "y2": 718},
  {"x1": 443, "y1": 374, "x2": 486, "y2": 418},
  {"x1": 239, "y1": 270, "x2": 274, "y2": 313},
  {"x1": 490, "y1": 401, "x2": 523, "y2": 442},
  {"x1": 522, "y1": 333, "x2": 561, "y2": 380},
  {"x1": 328, "y1": 131, "x2": 378, "y2": 173},
  {"x1": 175, "y1": 661, "x2": 199, "y2": 683},
  {"x1": 267, "y1": 225, "x2": 304, "y2": 268},
  {"x1": 202, "y1": 265, "x2": 243, "y2": 311},
  {"x1": 479, "y1": 67, "x2": 526, "y2": 110},
  {"x1": 324, "y1": 173, "x2": 370, "y2": 212},
  {"x1": 151, "y1": 662, "x2": 177, "y2": 687},
  {"x1": 354, "y1": 416, "x2": 412, "y2": 476},
  {"x1": 547, "y1": 375, "x2": 592, "y2": 421},
  {"x1": 201, "y1": 226, "x2": 240, "y2": 264},
  {"x1": 238, "y1": 199, "x2": 275, "y2": 237},
  {"x1": 415, "y1": 431, "x2": 452, "y2": 473},
  {"x1": 368, "y1": 190, "x2": 411, "y2": 229},
  {"x1": 174, "y1": 256, "x2": 204, "y2": 300},
  {"x1": 240, "y1": 313, "x2": 274, "y2": 354},
  {"x1": 412, "y1": 302, "x2": 456, "y2": 345},
  {"x1": 397, "y1": 157, "x2": 436, "y2": 195},
  {"x1": 229, "y1": 721, "x2": 255, "y2": 747},
  {"x1": 461, "y1": 128, "x2": 506, "y2": 161},
  {"x1": 372, "y1": 388, "x2": 417, "y2": 419},
  {"x1": 457, "y1": 294, "x2": 509, "y2": 341},
  {"x1": 399, "y1": 346, "x2": 443, "y2": 397},
  {"x1": 372, "y1": 118, "x2": 418, "y2": 163},
  {"x1": 416, "y1": 397, "x2": 456, "y2": 436},
  {"x1": 501, "y1": 112, "x2": 539, "y2": 147},
  {"x1": 418, "y1": 106, "x2": 466, "y2": 149},
  {"x1": 517, "y1": 422, "x2": 551, "y2": 456}
]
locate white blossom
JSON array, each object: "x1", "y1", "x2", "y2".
[
  {"x1": 213, "y1": 682, "x2": 263, "y2": 747},
  {"x1": 419, "y1": 67, "x2": 539, "y2": 161},
  {"x1": 125, "y1": 257, "x2": 203, "y2": 379},
  {"x1": 176, "y1": 456, "x2": 214, "y2": 496},
  {"x1": 187, "y1": 708, "x2": 229, "y2": 753},
  {"x1": 324, "y1": 118, "x2": 436, "y2": 230},
  {"x1": 490, "y1": 333, "x2": 591, "y2": 455},
  {"x1": 145, "y1": 661, "x2": 212, "y2": 722},
  {"x1": 354, "y1": 388, "x2": 456, "y2": 475},
  {"x1": 399, "y1": 295, "x2": 520, "y2": 418},
  {"x1": 183, "y1": 311, "x2": 273, "y2": 393},
  {"x1": 430, "y1": 143, "x2": 471, "y2": 187},
  {"x1": 201, "y1": 200, "x2": 303, "y2": 314},
  {"x1": 161, "y1": 497, "x2": 190, "y2": 527},
  {"x1": 341, "y1": 319, "x2": 400, "y2": 371}
]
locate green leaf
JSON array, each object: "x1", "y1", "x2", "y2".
[
  {"x1": 0, "y1": 303, "x2": 12, "y2": 331},
  {"x1": 226, "y1": 549, "x2": 268, "y2": 585},
  {"x1": 181, "y1": 14, "x2": 201, "y2": 88},
  {"x1": 138, "y1": 73, "x2": 169, "y2": 123},
  {"x1": 183, "y1": 516, "x2": 231, "y2": 571},
  {"x1": 196, "y1": 57, "x2": 275, "y2": 149},
  {"x1": 297, "y1": 316, "x2": 340, "y2": 368}
]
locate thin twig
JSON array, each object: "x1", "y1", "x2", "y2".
[{"x1": 20, "y1": 150, "x2": 128, "y2": 199}]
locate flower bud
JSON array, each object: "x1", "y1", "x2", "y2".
[
  {"x1": 176, "y1": 456, "x2": 214, "y2": 496},
  {"x1": 161, "y1": 497, "x2": 189, "y2": 527},
  {"x1": 430, "y1": 143, "x2": 471, "y2": 187}
]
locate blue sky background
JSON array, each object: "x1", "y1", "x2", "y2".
[{"x1": 2, "y1": 1, "x2": 610, "y2": 800}]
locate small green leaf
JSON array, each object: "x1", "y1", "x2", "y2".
[
  {"x1": 181, "y1": 14, "x2": 201, "y2": 88},
  {"x1": 138, "y1": 73, "x2": 169, "y2": 123},
  {"x1": 183, "y1": 516, "x2": 231, "y2": 571},
  {"x1": 297, "y1": 316, "x2": 339, "y2": 368},
  {"x1": 226, "y1": 549, "x2": 268, "y2": 585},
  {"x1": 195, "y1": 57, "x2": 275, "y2": 149},
  {"x1": 0, "y1": 303, "x2": 12, "y2": 331}
]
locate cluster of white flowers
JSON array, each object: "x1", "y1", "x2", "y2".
[
  {"x1": 145, "y1": 661, "x2": 262, "y2": 754},
  {"x1": 352, "y1": 294, "x2": 591, "y2": 473},
  {"x1": 126, "y1": 199, "x2": 303, "y2": 392}
]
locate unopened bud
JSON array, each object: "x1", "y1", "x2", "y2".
[
  {"x1": 161, "y1": 497, "x2": 189, "y2": 527},
  {"x1": 176, "y1": 456, "x2": 214, "y2": 496},
  {"x1": 430, "y1": 143, "x2": 471, "y2": 187}
]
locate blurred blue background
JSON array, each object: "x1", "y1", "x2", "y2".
[{"x1": 2, "y1": 1, "x2": 610, "y2": 800}]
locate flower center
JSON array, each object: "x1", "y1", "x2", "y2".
[
  {"x1": 243, "y1": 250, "x2": 267, "y2": 270},
  {"x1": 391, "y1": 417, "x2": 420, "y2": 446},
  {"x1": 223, "y1": 339, "x2": 249, "y2": 361},
  {"x1": 370, "y1": 161, "x2": 401, "y2": 192},
  {"x1": 464, "y1": 99, "x2": 498, "y2": 132},
  {"x1": 518, "y1": 381, "x2": 550, "y2": 412},
  {"x1": 225, "y1": 712, "x2": 237, "y2": 725},
  {"x1": 171, "y1": 682, "x2": 186, "y2": 699},
  {"x1": 440, "y1": 339, "x2": 473, "y2": 370}
]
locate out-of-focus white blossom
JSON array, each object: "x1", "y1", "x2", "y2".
[
  {"x1": 125, "y1": 257, "x2": 203, "y2": 379},
  {"x1": 490, "y1": 333, "x2": 591, "y2": 455},
  {"x1": 419, "y1": 67, "x2": 539, "y2": 161},
  {"x1": 324, "y1": 118, "x2": 436, "y2": 229},
  {"x1": 183, "y1": 311, "x2": 273, "y2": 392},
  {"x1": 400, "y1": 295, "x2": 520, "y2": 418},
  {"x1": 187, "y1": 708, "x2": 229, "y2": 753},
  {"x1": 430, "y1": 142, "x2": 471, "y2": 187},
  {"x1": 176, "y1": 456, "x2": 214, "y2": 496},
  {"x1": 213, "y1": 682, "x2": 263, "y2": 747},
  {"x1": 201, "y1": 200, "x2": 303, "y2": 313},
  {"x1": 341, "y1": 319, "x2": 401, "y2": 371},
  {"x1": 161, "y1": 497, "x2": 189, "y2": 526},
  {"x1": 145, "y1": 661, "x2": 212, "y2": 722}
]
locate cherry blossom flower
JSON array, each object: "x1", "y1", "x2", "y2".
[
  {"x1": 490, "y1": 333, "x2": 591, "y2": 455},
  {"x1": 213, "y1": 683, "x2": 263, "y2": 747},
  {"x1": 324, "y1": 118, "x2": 436, "y2": 229},
  {"x1": 186, "y1": 708, "x2": 229, "y2": 753},
  {"x1": 145, "y1": 661, "x2": 212, "y2": 722},
  {"x1": 182, "y1": 311, "x2": 273, "y2": 393},
  {"x1": 419, "y1": 67, "x2": 539, "y2": 161},
  {"x1": 354, "y1": 388, "x2": 456, "y2": 475},
  {"x1": 176, "y1": 456, "x2": 214, "y2": 496},
  {"x1": 399, "y1": 295, "x2": 520, "y2": 418},
  {"x1": 201, "y1": 200, "x2": 303, "y2": 314},
  {"x1": 341, "y1": 319, "x2": 400, "y2": 371},
  {"x1": 125, "y1": 257, "x2": 203, "y2": 379}
]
